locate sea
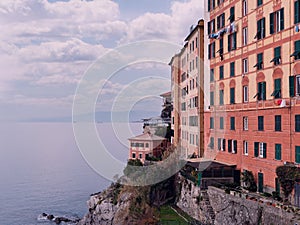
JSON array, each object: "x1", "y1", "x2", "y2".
[{"x1": 0, "y1": 122, "x2": 143, "y2": 225}]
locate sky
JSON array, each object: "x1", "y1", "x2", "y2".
[{"x1": 0, "y1": 0, "x2": 204, "y2": 122}]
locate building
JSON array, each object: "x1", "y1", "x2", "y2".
[
  {"x1": 128, "y1": 133, "x2": 169, "y2": 163},
  {"x1": 206, "y1": 0, "x2": 300, "y2": 197},
  {"x1": 170, "y1": 19, "x2": 209, "y2": 158}
]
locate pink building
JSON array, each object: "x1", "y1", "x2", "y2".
[{"x1": 128, "y1": 133, "x2": 169, "y2": 163}]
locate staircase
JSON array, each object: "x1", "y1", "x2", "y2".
[{"x1": 201, "y1": 191, "x2": 216, "y2": 223}]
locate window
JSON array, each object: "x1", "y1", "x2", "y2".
[
  {"x1": 296, "y1": 75, "x2": 300, "y2": 96},
  {"x1": 275, "y1": 115, "x2": 281, "y2": 131},
  {"x1": 230, "y1": 62, "x2": 235, "y2": 77},
  {"x1": 291, "y1": 40, "x2": 300, "y2": 60},
  {"x1": 244, "y1": 141, "x2": 248, "y2": 155},
  {"x1": 258, "y1": 116, "x2": 264, "y2": 131},
  {"x1": 257, "y1": 0, "x2": 263, "y2": 7},
  {"x1": 181, "y1": 102, "x2": 186, "y2": 111},
  {"x1": 296, "y1": 115, "x2": 300, "y2": 132},
  {"x1": 132, "y1": 153, "x2": 136, "y2": 158},
  {"x1": 208, "y1": 0, "x2": 215, "y2": 11},
  {"x1": 256, "y1": 18, "x2": 266, "y2": 40},
  {"x1": 210, "y1": 91, "x2": 214, "y2": 106},
  {"x1": 189, "y1": 116, "x2": 198, "y2": 127},
  {"x1": 254, "y1": 142, "x2": 267, "y2": 158},
  {"x1": 145, "y1": 143, "x2": 149, "y2": 148},
  {"x1": 242, "y1": 27, "x2": 248, "y2": 46},
  {"x1": 255, "y1": 81, "x2": 266, "y2": 100},
  {"x1": 220, "y1": 117, "x2": 224, "y2": 129},
  {"x1": 218, "y1": 37, "x2": 224, "y2": 59},
  {"x1": 139, "y1": 153, "x2": 143, "y2": 159},
  {"x1": 242, "y1": 0, "x2": 247, "y2": 16},
  {"x1": 230, "y1": 117, "x2": 235, "y2": 130},
  {"x1": 242, "y1": 58, "x2": 248, "y2": 74},
  {"x1": 295, "y1": 0, "x2": 300, "y2": 24},
  {"x1": 208, "y1": 19, "x2": 215, "y2": 34},
  {"x1": 275, "y1": 144, "x2": 281, "y2": 160},
  {"x1": 210, "y1": 117, "x2": 214, "y2": 129},
  {"x1": 271, "y1": 78, "x2": 281, "y2": 99},
  {"x1": 210, "y1": 137, "x2": 214, "y2": 149},
  {"x1": 243, "y1": 116, "x2": 248, "y2": 131},
  {"x1": 228, "y1": 32, "x2": 237, "y2": 51},
  {"x1": 228, "y1": 140, "x2": 237, "y2": 153},
  {"x1": 217, "y1": 13, "x2": 225, "y2": 30},
  {"x1": 230, "y1": 87, "x2": 235, "y2": 104},
  {"x1": 229, "y1": 6, "x2": 235, "y2": 23},
  {"x1": 254, "y1": 53, "x2": 263, "y2": 70},
  {"x1": 210, "y1": 69, "x2": 214, "y2": 82},
  {"x1": 270, "y1": 47, "x2": 281, "y2": 65},
  {"x1": 243, "y1": 85, "x2": 249, "y2": 103},
  {"x1": 270, "y1": 8, "x2": 284, "y2": 34},
  {"x1": 219, "y1": 89, "x2": 224, "y2": 105},
  {"x1": 181, "y1": 73, "x2": 187, "y2": 82},
  {"x1": 219, "y1": 65, "x2": 224, "y2": 79},
  {"x1": 208, "y1": 42, "x2": 216, "y2": 59},
  {"x1": 296, "y1": 146, "x2": 300, "y2": 163}
]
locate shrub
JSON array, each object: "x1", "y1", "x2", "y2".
[{"x1": 241, "y1": 170, "x2": 257, "y2": 192}]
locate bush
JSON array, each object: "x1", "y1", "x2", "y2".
[{"x1": 241, "y1": 170, "x2": 257, "y2": 192}]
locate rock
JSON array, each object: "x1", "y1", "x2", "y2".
[
  {"x1": 47, "y1": 214, "x2": 54, "y2": 220},
  {"x1": 42, "y1": 213, "x2": 47, "y2": 217}
]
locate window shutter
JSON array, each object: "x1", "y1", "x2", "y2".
[
  {"x1": 296, "y1": 146, "x2": 300, "y2": 163},
  {"x1": 230, "y1": 88, "x2": 235, "y2": 104},
  {"x1": 270, "y1": 13, "x2": 274, "y2": 34},
  {"x1": 212, "y1": 0, "x2": 215, "y2": 9},
  {"x1": 263, "y1": 143, "x2": 267, "y2": 158},
  {"x1": 208, "y1": 0, "x2": 211, "y2": 11},
  {"x1": 234, "y1": 140, "x2": 237, "y2": 153},
  {"x1": 222, "y1": 13, "x2": 225, "y2": 27},
  {"x1": 233, "y1": 32, "x2": 237, "y2": 49},
  {"x1": 295, "y1": 1, "x2": 299, "y2": 24},
  {"x1": 257, "y1": 20, "x2": 261, "y2": 39},
  {"x1": 280, "y1": 8, "x2": 284, "y2": 30},
  {"x1": 262, "y1": 82, "x2": 266, "y2": 100},
  {"x1": 218, "y1": 138, "x2": 221, "y2": 150},
  {"x1": 219, "y1": 90, "x2": 224, "y2": 105},
  {"x1": 289, "y1": 76, "x2": 295, "y2": 97},
  {"x1": 223, "y1": 139, "x2": 226, "y2": 151},
  {"x1": 228, "y1": 140, "x2": 232, "y2": 153},
  {"x1": 254, "y1": 142, "x2": 259, "y2": 157},
  {"x1": 275, "y1": 144, "x2": 281, "y2": 160},
  {"x1": 275, "y1": 79, "x2": 281, "y2": 91},
  {"x1": 262, "y1": 18, "x2": 266, "y2": 38},
  {"x1": 208, "y1": 22, "x2": 211, "y2": 35},
  {"x1": 230, "y1": 62, "x2": 235, "y2": 77},
  {"x1": 228, "y1": 35, "x2": 231, "y2": 52}
]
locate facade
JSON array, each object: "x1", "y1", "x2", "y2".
[
  {"x1": 170, "y1": 19, "x2": 208, "y2": 158},
  {"x1": 128, "y1": 133, "x2": 169, "y2": 163},
  {"x1": 206, "y1": 0, "x2": 300, "y2": 194}
]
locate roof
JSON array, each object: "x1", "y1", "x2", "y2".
[
  {"x1": 184, "y1": 19, "x2": 204, "y2": 41},
  {"x1": 186, "y1": 160, "x2": 236, "y2": 172},
  {"x1": 160, "y1": 91, "x2": 171, "y2": 97},
  {"x1": 128, "y1": 132, "x2": 166, "y2": 141}
]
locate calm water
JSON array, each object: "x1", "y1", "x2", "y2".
[{"x1": 0, "y1": 122, "x2": 143, "y2": 225}]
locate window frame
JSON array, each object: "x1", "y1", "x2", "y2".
[
  {"x1": 242, "y1": 27, "x2": 248, "y2": 46},
  {"x1": 275, "y1": 115, "x2": 282, "y2": 131},
  {"x1": 258, "y1": 116, "x2": 264, "y2": 131},
  {"x1": 243, "y1": 116, "x2": 249, "y2": 131},
  {"x1": 243, "y1": 85, "x2": 249, "y2": 103},
  {"x1": 244, "y1": 141, "x2": 248, "y2": 155}
]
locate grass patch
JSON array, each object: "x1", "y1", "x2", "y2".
[{"x1": 159, "y1": 206, "x2": 189, "y2": 225}]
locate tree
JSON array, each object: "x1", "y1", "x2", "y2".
[
  {"x1": 276, "y1": 165, "x2": 300, "y2": 203},
  {"x1": 241, "y1": 170, "x2": 257, "y2": 192}
]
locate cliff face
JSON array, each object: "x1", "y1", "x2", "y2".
[{"x1": 78, "y1": 183, "x2": 158, "y2": 225}]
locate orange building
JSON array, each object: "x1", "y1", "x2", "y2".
[
  {"x1": 128, "y1": 133, "x2": 168, "y2": 163},
  {"x1": 205, "y1": 0, "x2": 300, "y2": 197}
]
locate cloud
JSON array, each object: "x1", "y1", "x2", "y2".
[{"x1": 121, "y1": 0, "x2": 204, "y2": 43}]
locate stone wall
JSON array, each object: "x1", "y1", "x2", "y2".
[{"x1": 207, "y1": 186, "x2": 300, "y2": 225}]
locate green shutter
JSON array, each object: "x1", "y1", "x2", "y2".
[
  {"x1": 295, "y1": 0, "x2": 299, "y2": 24},
  {"x1": 257, "y1": 20, "x2": 261, "y2": 39},
  {"x1": 220, "y1": 66, "x2": 224, "y2": 79},
  {"x1": 289, "y1": 76, "x2": 295, "y2": 97},
  {"x1": 223, "y1": 139, "x2": 226, "y2": 151},
  {"x1": 228, "y1": 140, "x2": 232, "y2": 153},
  {"x1": 230, "y1": 62, "x2": 235, "y2": 77},
  {"x1": 219, "y1": 90, "x2": 224, "y2": 105},
  {"x1": 228, "y1": 34, "x2": 231, "y2": 52},
  {"x1": 210, "y1": 92, "x2": 214, "y2": 106},
  {"x1": 258, "y1": 173, "x2": 264, "y2": 193},
  {"x1": 230, "y1": 88, "x2": 235, "y2": 104},
  {"x1": 263, "y1": 143, "x2": 267, "y2": 158},
  {"x1": 275, "y1": 178, "x2": 280, "y2": 194},
  {"x1": 208, "y1": 0, "x2": 211, "y2": 11},
  {"x1": 262, "y1": 18, "x2": 266, "y2": 38},
  {"x1": 275, "y1": 47, "x2": 281, "y2": 58},
  {"x1": 296, "y1": 146, "x2": 300, "y2": 163},
  {"x1": 270, "y1": 12, "x2": 274, "y2": 34},
  {"x1": 210, "y1": 117, "x2": 214, "y2": 129},
  {"x1": 296, "y1": 40, "x2": 300, "y2": 51},
  {"x1": 275, "y1": 79, "x2": 281, "y2": 91},
  {"x1": 218, "y1": 138, "x2": 221, "y2": 150},
  {"x1": 280, "y1": 8, "x2": 284, "y2": 30},
  {"x1": 220, "y1": 117, "x2": 224, "y2": 129},
  {"x1": 230, "y1": 117, "x2": 235, "y2": 130},
  {"x1": 262, "y1": 82, "x2": 266, "y2": 100},
  {"x1": 234, "y1": 140, "x2": 237, "y2": 153},
  {"x1": 233, "y1": 32, "x2": 237, "y2": 49},
  {"x1": 254, "y1": 142, "x2": 259, "y2": 157},
  {"x1": 275, "y1": 144, "x2": 281, "y2": 160},
  {"x1": 230, "y1": 7, "x2": 235, "y2": 22}
]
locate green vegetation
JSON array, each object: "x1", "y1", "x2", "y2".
[
  {"x1": 241, "y1": 170, "x2": 257, "y2": 192},
  {"x1": 276, "y1": 165, "x2": 300, "y2": 203},
  {"x1": 159, "y1": 206, "x2": 189, "y2": 225}
]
